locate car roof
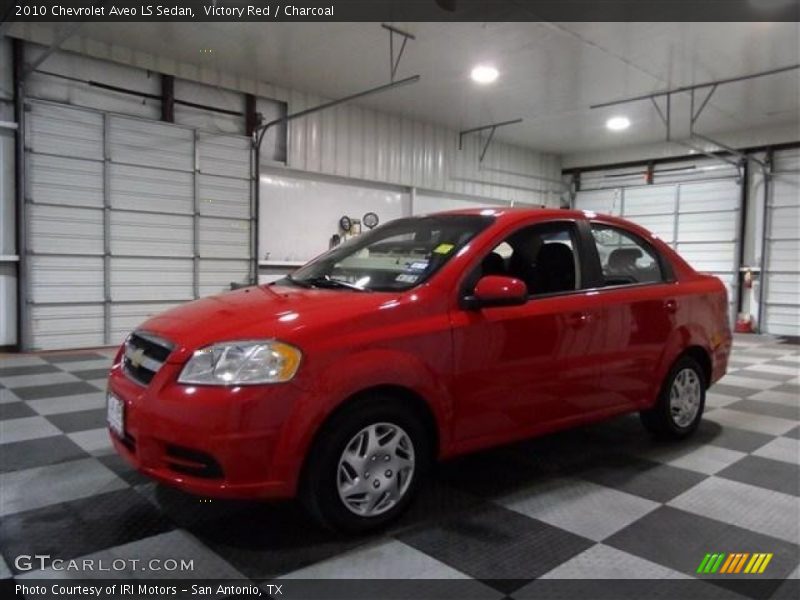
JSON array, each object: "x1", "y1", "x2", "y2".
[{"x1": 427, "y1": 206, "x2": 632, "y2": 229}]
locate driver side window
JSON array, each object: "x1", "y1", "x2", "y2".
[{"x1": 472, "y1": 222, "x2": 581, "y2": 297}]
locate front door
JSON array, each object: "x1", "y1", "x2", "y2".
[{"x1": 449, "y1": 220, "x2": 607, "y2": 446}]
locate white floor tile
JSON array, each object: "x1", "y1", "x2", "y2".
[
  {"x1": 704, "y1": 408, "x2": 797, "y2": 436},
  {"x1": 752, "y1": 437, "x2": 800, "y2": 466},
  {"x1": 58, "y1": 359, "x2": 112, "y2": 373},
  {"x1": 0, "y1": 388, "x2": 21, "y2": 404},
  {"x1": 0, "y1": 416, "x2": 62, "y2": 444},
  {"x1": 668, "y1": 477, "x2": 800, "y2": 544},
  {"x1": 1, "y1": 372, "x2": 81, "y2": 389},
  {"x1": 0, "y1": 553, "x2": 11, "y2": 579},
  {"x1": 745, "y1": 364, "x2": 800, "y2": 377},
  {"x1": 0, "y1": 355, "x2": 49, "y2": 368},
  {"x1": 717, "y1": 375, "x2": 781, "y2": 391},
  {"x1": 18, "y1": 530, "x2": 245, "y2": 580},
  {"x1": 706, "y1": 392, "x2": 741, "y2": 409},
  {"x1": 280, "y1": 539, "x2": 473, "y2": 579},
  {"x1": 27, "y1": 392, "x2": 106, "y2": 416},
  {"x1": 68, "y1": 428, "x2": 114, "y2": 456},
  {"x1": 538, "y1": 543, "x2": 691, "y2": 579},
  {"x1": 646, "y1": 444, "x2": 747, "y2": 475},
  {"x1": 749, "y1": 390, "x2": 800, "y2": 407},
  {"x1": 0, "y1": 458, "x2": 127, "y2": 517},
  {"x1": 499, "y1": 478, "x2": 659, "y2": 542}
]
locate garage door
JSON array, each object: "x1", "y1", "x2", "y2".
[
  {"x1": 24, "y1": 100, "x2": 253, "y2": 350},
  {"x1": 574, "y1": 160, "x2": 742, "y2": 322},
  {"x1": 762, "y1": 148, "x2": 800, "y2": 336}
]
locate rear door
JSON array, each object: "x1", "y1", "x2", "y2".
[{"x1": 585, "y1": 221, "x2": 677, "y2": 408}]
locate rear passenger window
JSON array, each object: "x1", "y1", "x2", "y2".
[{"x1": 591, "y1": 224, "x2": 664, "y2": 286}]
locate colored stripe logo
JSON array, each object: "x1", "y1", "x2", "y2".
[{"x1": 697, "y1": 553, "x2": 773, "y2": 574}]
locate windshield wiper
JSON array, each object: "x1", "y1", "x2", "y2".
[
  {"x1": 285, "y1": 274, "x2": 313, "y2": 288},
  {"x1": 302, "y1": 275, "x2": 372, "y2": 292}
]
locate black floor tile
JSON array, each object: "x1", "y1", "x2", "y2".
[
  {"x1": 0, "y1": 364, "x2": 60, "y2": 378},
  {"x1": 397, "y1": 504, "x2": 593, "y2": 593},
  {"x1": 692, "y1": 421, "x2": 774, "y2": 453},
  {"x1": 783, "y1": 426, "x2": 800, "y2": 440},
  {"x1": 576, "y1": 454, "x2": 708, "y2": 503},
  {"x1": 45, "y1": 408, "x2": 107, "y2": 433},
  {"x1": 771, "y1": 383, "x2": 800, "y2": 396},
  {"x1": 716, "y1": 455, "x2": 800, "y2": 497},
  {"x1": 97, "y1": 453, "x2": 154, "y2": 487},
  {"x1": 0, "y1": 435, "x2": 89, "y2": 473},
  {"x1": 0, "y1": 488, "x2": 174, "y2": 571},
  {"x1": 42, "y1": 353, "x2": 107, "y2": 364},
  {"x1": 734, "y1": 368, "x2": 796, "y2": 382},
  {"x1": 0, "y1": 402, "x2": 37, "y2": 420},
  {"x1": 11, "y1": 381, "x2": 97, "y2": 401},
  {"x1": 770, "y1": 360, "x2": 800, "y2": 369},
  {"x1": 709, "y1": 383, "x2": 757, "y2": 399},
  {"x1": 726, "y1": 399, "x2": 799, "y2": 421},
  {"x1": 605, "y1": 506, "x2": 799, "y2": 599},
  {"x1": 136, "y1": 484, "x2": 370, "y2": 580},
  {"x1": 70, "y1": 368, "x2": 111, "y2": 381}
]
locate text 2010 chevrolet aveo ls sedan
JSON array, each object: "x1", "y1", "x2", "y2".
[{"x1": 107, "y1": 208, "x2": 731, "y2": 532}]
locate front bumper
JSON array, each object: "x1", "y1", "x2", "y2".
[{"x1": 107, "y1": 359, "x2": 304, "y2": 499}]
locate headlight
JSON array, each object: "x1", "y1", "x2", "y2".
[{"x1": 178, "y1": 340, "x2": 302, "y2": 385}]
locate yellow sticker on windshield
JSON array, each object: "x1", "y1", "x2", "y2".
[{"x1": 433, "y1": 243, "x2": 455, "y2": 254}]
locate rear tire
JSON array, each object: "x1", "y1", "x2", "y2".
[
  {"x1": 640, "y1": 355, "x2": 706, "y2": 439},
  {"x1": 300, "y1": 397, "x2": 430, "y2": 534}
]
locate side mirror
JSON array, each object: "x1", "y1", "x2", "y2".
[{"x1": 462, "y1": 275, "x2": 528, "y2": 310}]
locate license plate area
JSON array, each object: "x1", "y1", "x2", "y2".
[{"x1": 107, "y1": 392, "x2": 124, "y2": 437}]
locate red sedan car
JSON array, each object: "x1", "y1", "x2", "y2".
[{"x1": 107, "y1": 208, "x2": 731, "y2": 532}]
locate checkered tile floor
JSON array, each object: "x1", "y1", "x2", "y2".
[{"x1": 0, "y1": 335, "x2": 798, "y2": 598}]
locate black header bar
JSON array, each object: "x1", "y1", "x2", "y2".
[{"x1": 2, "y1": 0, "x2": 799, "y2": 23}]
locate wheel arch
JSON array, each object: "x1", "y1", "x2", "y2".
[
  {"x1": 681, "y1": 345, "x2": 713, "y2": 389},
  {"x1": 297, "y1": 383, "x2": 440, "y2": 495}
]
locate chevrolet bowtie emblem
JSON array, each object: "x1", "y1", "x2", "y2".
[{"x1": 130, "y1": 348, "x2": 145, "y2": 369}]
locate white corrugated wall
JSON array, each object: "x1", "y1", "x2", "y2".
[
  {"x1": 20, "y1": 41, "x2": 562, "y2": 206},
  {"x1": 275, "y1": 88, "x2": 562, "y2": 205},
  {"x1": 762, "y1": 148, "x2": 800, "y2": 336},
  {"x1": 0, "y1": 37, "x2": 16, "y2": 347},
  {"x1": 5, "y1": 40, "x2": 562, "y2": 349}
]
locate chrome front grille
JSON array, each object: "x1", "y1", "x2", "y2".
[{"x1": 123, "y1": 331, "x2": 174, "y2": 386}]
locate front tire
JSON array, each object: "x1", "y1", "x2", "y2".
[
  {"x1": 300, "y1": 398, "x2": 429, "y2": 533},
  {"x1": 640, "y1": 355, "x2": 706, "y2": 439}
]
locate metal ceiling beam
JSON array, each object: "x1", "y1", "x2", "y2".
[
  {"x1": 21, "y1": 20, "x2": 91, "y2": 80},
  {"x1": 254, "y1": 74, "x2": 421, "y2": 150},
  {"x1": 590, "y1": 63, "x2": 800, "y2": 110},
  {"x1": 382, "y1": 24, "x2": 415, "y2": 81},
  {"x1": 458, "y1": 118, "x2": 524, "y2": 163}
]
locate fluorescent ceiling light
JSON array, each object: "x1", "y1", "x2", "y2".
[
  {"x1": 471, "y1": 64, "x2": 499, "y2": 84},
  {"x1": 606, "y1": 116, "x2": 631, "y2": 131}
]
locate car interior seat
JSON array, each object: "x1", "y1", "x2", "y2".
[
  {"x1": 607, "y1": 247, "x2": 643, "y2": 284},
  {"x1": 530, "y1": 243, "x2": 576, "y2": 294}
]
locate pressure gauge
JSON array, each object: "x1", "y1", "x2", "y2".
[
  {"x1": 339, "y1": 215, "x2": 352, "y2": 232},
  {"x1": 363, "y1": 212, "x2": 379, "y2": 229}
]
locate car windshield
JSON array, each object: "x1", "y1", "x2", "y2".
[{"x1": 285, "y1": 214, "x2": 493, "y2": 292}]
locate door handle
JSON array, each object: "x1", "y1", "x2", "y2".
[{"x1": 664, "y1": 299, "x2": 678, "y2": 313}]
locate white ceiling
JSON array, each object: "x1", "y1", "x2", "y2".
[{"x1": 26, "y1": 21, "x2": 800, "y2": 154}]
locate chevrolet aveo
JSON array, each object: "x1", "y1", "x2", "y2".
[{"x1": 107, "y1": 208, "x2": 731, "y2": 532}]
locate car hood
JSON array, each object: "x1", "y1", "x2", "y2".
[{"x1": 137, "y1": 284, "x2": 402, "y2": 360}]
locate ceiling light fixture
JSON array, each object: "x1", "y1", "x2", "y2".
[
  {"x1": 606, "y1": 116, "x2": 631, "y2": 131},
  {"x1": 471, "y1": 64, "x2": 499, "y2": 84}
]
